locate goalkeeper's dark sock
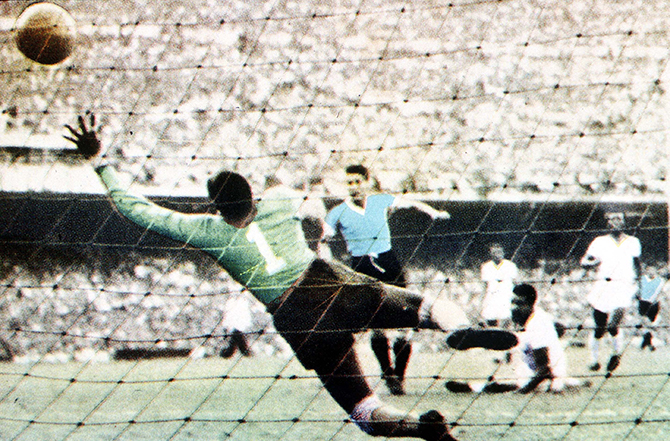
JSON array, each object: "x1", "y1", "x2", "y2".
[
  {"x1": 607, "y1": 354, "x2": 621, "y2": 372},
  {"x1": 483, "y1": 382, "x2": 519, "y2": 393},
  {"x1": 445, "y1": 381, "x2": 473, "y2": 393}
]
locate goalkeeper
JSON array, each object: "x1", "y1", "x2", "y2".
[{"x1": 65, "y1": 114, "x2": 517, "y2": 441}]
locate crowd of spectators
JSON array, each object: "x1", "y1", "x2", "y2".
[
  {"x1": 1, "y1": 0, "x2": 668, "y2": 199},
  {"x1": 0, "y1": 253, "x2": 291, "y2": 362},
  {"x1": 0, "y1": 250, "x2": 666, "y2": 363}
]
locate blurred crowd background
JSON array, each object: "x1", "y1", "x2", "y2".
[
  {"x1": 0, "y1": 0, "x2": 668, "y2": 198},
  {"x1": 0, "y1": 249, "x2": 667, "y2": 362}
]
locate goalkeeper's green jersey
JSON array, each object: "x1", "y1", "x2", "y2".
[{"x1": 97, "y1": 166, "x2": 315, "y2": 304}]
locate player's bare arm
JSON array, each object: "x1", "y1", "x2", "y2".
[
  {"x1": 391, "y1": 197, "x2": 451, "y2": 219},
  {"x1": 517, "y1": 347, "x2": 552, "y2": 394},
  {"x1": 580, "y1": 253, "x2": 600, "y2": 268}
]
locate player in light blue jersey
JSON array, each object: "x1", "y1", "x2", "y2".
[
  {"x1": 325, "y1": 164, "x2": 450, "y2": 395},
  {"x1": 637, "y1": 266, "x2": 667, "y2": 351}
]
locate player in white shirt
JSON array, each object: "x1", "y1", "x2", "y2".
[
  {"x1": 581, "y1": 210, "x2": 640, "y2": 372},
  {"x1": 510, "y1": 284, "x2": 580, "y2": 393},
  {"x1": 219, "y1": 291, "x2": 255, "y2": 358},
  {"x1": 480, "y1": 243, "x2": 518, "y2": 327},
  {"x1": 446, "y1": 284, "x2": 588, "y2": 394}
]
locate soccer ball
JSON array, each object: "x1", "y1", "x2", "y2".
[{"x1": 14, "y1": 2, "x2": 76, "y2": 65}]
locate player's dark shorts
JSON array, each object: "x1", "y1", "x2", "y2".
[
  {"x1": 267, "y1": 259, "x2": 422, "y2": 371},
  {"x1": 350, "y1": 250, "x2": 407, "y2": 288},
  {"x1": 301, "y1": 216, "x2": 323, "y2": 253},
  {"x1": 638, "y1": 299, "x2": 660, "y2": 322}
]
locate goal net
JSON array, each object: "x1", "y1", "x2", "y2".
[{"x1": 0, "y1": 0, "x2": 668, "y2": 440}]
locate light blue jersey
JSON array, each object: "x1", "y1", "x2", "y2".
[
  {"x1": 325, "y1": 194, "x2": 395, "y2": 257},
  {"x1": 640, "y1": 276, "x2": 664, "y2": 302}
]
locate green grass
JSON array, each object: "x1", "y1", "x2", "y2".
[{"x1": 0, "y1": 343, "x2": 669, "y2": 440}]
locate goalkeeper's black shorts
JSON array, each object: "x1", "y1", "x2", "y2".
[{"x1": 268, "y1": 258, "x2": 423, "y2": 371}]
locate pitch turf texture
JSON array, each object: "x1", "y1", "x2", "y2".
[{"x1": 1, "y1": 345, "x2": 669, "y2": 441}]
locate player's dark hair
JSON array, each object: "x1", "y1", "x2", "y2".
[
  {"x1": 346, "y1": 164, "x2": 370, "y2": 180},
  {"x1": 602, "y1": 204, "x2": 626, "y2": 219},
  {"x1": 513, "y1": 283, "x2": 537, "y2": 305},
  {"x1": 207, "y1": 171, "x2": 254, "y2": 223}
]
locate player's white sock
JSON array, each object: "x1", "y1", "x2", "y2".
[
  {"x1": 611, "y1": 333, "x2": 622, "y2": 354},
  {"x1": 352, "y1": 395, "x2": 431, "y2": 438},
  {"x1": 351, "y1": 395, "x2": 383, "y2": 434},
  {"x1": 420, "y1": 295, "x2": 469, "y2": 331},
  {"x1": 470, "y1": 381, "x2": 486, "y2": 393},
  {"x1": 550, "y1": 378, "x2": 565, "y2": 392},
  {"x1": 590, "y1": 337, "x2": 599, "y2": 363}
]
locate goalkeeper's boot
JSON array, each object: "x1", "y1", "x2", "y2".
[
  {"x1": 367, "y1": 406, "x2": 457, "y2": 440},
  {"x1": 445, "y1": 380, "x2": 473, "y2": 393},
  {"x1": 419, "y1": 410, "x2": 457, "y2": 441},
  {"x1": 447, "y1": 328, "x2": 518, "y2": 351}
]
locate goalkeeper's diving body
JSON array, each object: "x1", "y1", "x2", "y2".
[{"x1": 65, "y1": 114, "x2": 517, "y2": 441}]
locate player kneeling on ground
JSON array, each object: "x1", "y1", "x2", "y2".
[
  {"x1": 64, "y1": 114, "x2": 518, "y2": 441},
  {"x1": 446, "y1": 283, "x2": 589, "y2": 394}
]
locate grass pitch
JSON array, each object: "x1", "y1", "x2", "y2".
[{"x1": 0, "y1": 343, "x2": 669, "y2": 441}]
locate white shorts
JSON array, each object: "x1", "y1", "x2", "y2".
[
  {"x1": 481, "y1": 292, "x2": 512, "y2": 321},
  {"x1": 587, "y1": 280, "x2": 638, "y2": 313}
]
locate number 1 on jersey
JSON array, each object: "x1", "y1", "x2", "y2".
[{"x1": 246, "y1": 223, "x2": 286, "y2": 275}]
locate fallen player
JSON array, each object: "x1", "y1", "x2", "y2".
[{"x1": 446, "y1": 284, "x2": 590, "y2": 394}]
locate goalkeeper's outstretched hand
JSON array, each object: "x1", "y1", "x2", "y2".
[{"x1": 64, "y1": 113, "x2": 101, "y2": 159}]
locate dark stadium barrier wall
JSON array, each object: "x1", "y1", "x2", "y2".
[
  {"x1": 0, "y1": 192, "x2": 667, "y2": 271},
  {"x1": 385, "y1": 199, "x2": 668, "y2": 270}
]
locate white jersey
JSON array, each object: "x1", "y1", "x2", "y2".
[
  {"x1": 223, "y1": 294, "x2": 254, "y2": 331},
  {"x1": 584, "y1": 234, "x2": 641, "y2": 312},
  {"x1": 514, "y1": 307, "x2": 567, "y2": 388},
  {"x1": 481, "y1": 259, "x2": 518, "y2": 320}
]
